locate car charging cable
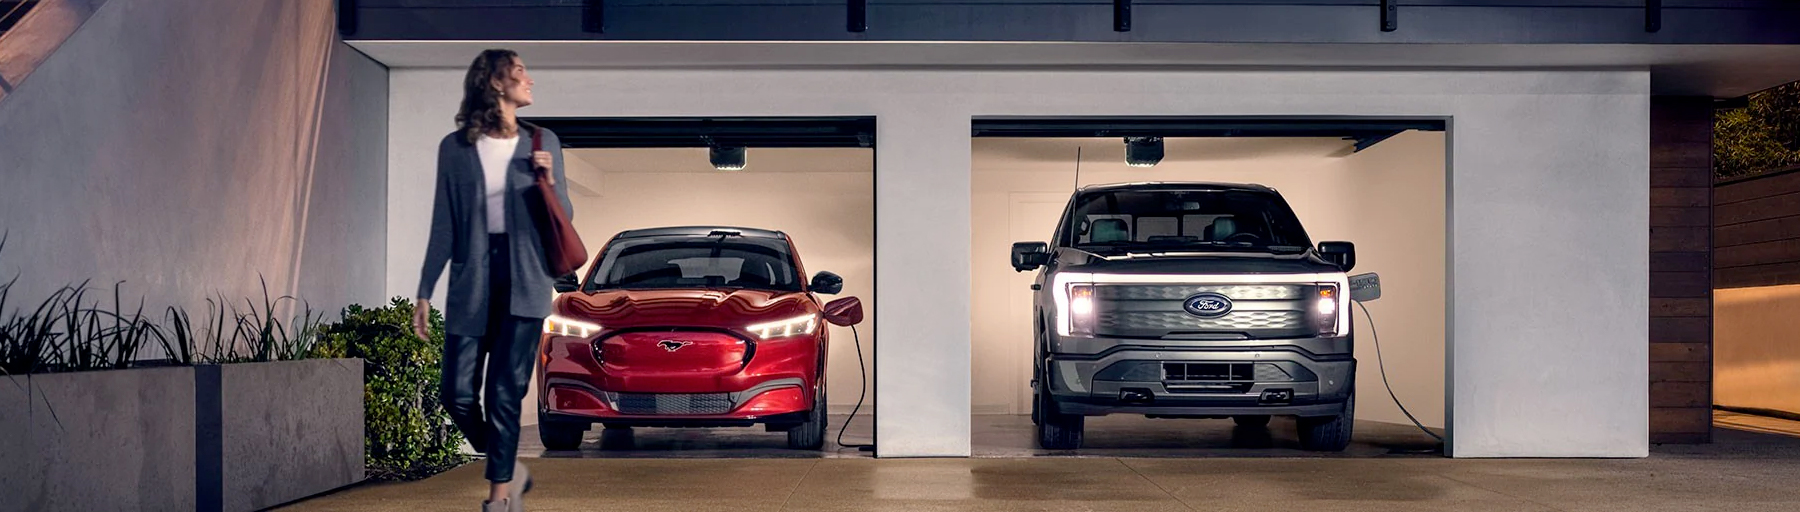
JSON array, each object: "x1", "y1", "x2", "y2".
[
  {"x1": 1355, "y1": 299, "x2": 1445, "y2": 449},
  {"x1": 835, "y1": 324, "x2": 875, "y2": 451}
]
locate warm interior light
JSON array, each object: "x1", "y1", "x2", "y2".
[{"x1": 710, "y1": 146, "x2": 747, "y2": 171}]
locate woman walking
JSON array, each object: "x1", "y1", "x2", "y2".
[{"x1": 412, "y1": 49, "x2": 571, "y2": 512}]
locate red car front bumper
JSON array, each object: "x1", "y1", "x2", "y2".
[{"x1": 537, "y1": 329, "x2": 822, "y2": 423}]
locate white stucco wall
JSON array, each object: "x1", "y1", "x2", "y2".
[
  {"x1": 384, "y1": 68, "x2": 1649, "y2": 458},
  {"x1": 0, "y1": 0, "x2": 387, "y2": 327}
]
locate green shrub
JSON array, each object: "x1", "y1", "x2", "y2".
[
  {"x1": 1716, "y1": 81, "x2": 1800, "y2": 179},
  {"x1": 313, "y1": 297, "x2": 469, "y2": 481},
  {"x1": 1, "y1": 230, "x2": 323, "y2": 375}
]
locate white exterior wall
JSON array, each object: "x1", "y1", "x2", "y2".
[
  {"x1": 385, "y1": 68, "x2": 1650, "y2": 458},
  {"x1": 0, "y1": 0, "x2": 387, "y2": 326}
]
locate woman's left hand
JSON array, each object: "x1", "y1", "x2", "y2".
[{"x1": 531, "y1": 150, "x2": 555, "y2": 184}]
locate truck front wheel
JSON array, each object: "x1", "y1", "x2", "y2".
[
  {"x1": 1035, "y1": 386, "x2": 1083, "y2": 450},
  {"x1": 1297, "y1": 391, "x2": 1355, "y2": 451}
]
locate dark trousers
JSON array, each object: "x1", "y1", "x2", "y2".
[{"x1": 441, "y1": 234, "x2": 543, "y2": 483}]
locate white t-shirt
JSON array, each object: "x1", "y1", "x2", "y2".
[{"x1": 477, "y1": 134, "x2": 520, "y2": 234}]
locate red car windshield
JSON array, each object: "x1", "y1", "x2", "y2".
[{"x1": 586, "y1": 238, "x2": 802, "y2": 292}]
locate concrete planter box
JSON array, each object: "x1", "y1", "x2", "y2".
[
  {"x1": 206, "y1": 359, "x2": 365, "y2": 511},
  {"x1": 0, "y1": 366, "x2": 198, "y2": 511},
  {"x1": 0, "y1": 359, "x2": 364, "y2": 512}
]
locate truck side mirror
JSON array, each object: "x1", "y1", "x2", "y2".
[
  {"x1": 1318, "y1": 241, "x2": 1356, "y2": 272},
  {"x1": 811, "y1": 271, "x2": 845, "y2": 295},
  {"x1": 1349, "y1": 273, "x2": 1381, "y2": 302},
  {"x1": 1012, "y1": 242, "x2": 1050, "y2": 272}
]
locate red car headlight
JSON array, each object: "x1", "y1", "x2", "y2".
[
  {"x1": 746, "y1": 314, "x2": 817, "y2": 340},
  {"x1": 544, "y1": 314, "x2": 601, "y2": 338}
]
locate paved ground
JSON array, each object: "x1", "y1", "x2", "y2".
[
  {"x1": 279, "y1": 413, "x2": 1800, "y2": 512},
  {"x1": 515, "y1": 413, "x2": 1444, "y2": 459}
]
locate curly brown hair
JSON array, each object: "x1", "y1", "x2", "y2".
[{"x1": 455, "y1": 49, "x2": 521, "y2": 144}]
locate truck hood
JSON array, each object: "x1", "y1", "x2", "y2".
[
  {"x1": 557, "y1": 288, "x2": 814, "y2": 330},
  {"x1": 1054, "y1": 248, "x2": 1342, "y2": 275}
]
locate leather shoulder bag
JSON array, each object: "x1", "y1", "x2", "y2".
[{"x1": 526, "y1": 125, "x2": 588, "y2": 276}]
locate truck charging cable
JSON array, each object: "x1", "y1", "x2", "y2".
[
  {"x1": 835, "y1": 324, "x2": 874, "y2": 451},
  {"x1": 1356, "y1": 299, "x2": 1445, "y2": 445}
]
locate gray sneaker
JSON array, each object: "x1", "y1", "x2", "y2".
[
  {"x1": 482, "y1": 498, "x2": 509, "y2": 512},
  {"x1": 510, "y1": 461, "x2": 532, "y2": 512}
]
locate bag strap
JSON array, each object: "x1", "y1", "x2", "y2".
[{"x1": 528, "y1": 124, "x2": 546, "y2": 176}]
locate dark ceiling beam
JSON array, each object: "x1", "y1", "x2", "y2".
[
  {"x1": 971, "y1": 118, "x2": 1446, "y2": 139},
  {"x1": 1350, "y1": 131, "x2": 1403, "y2": 152},
  {"x1": 1380, "y1": 0, "x2": 1397, "y2": 32},
  {"x1": 346, "y1": 1, "x2": 1800, "y2": 44},
  {"x1": 524, "y1": 116, "x2": 877, "y2": 149}
]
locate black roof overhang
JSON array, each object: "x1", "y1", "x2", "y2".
[{"x1": 524, "y1": 117, "x2": 876, "y2": 149}]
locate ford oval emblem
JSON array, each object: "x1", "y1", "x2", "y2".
[{"x1": 1183, "y1": 293, "x2": 1233, "y2": 318}]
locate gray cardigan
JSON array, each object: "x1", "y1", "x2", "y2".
[{"x1": 417, "y1": 125, "x2": 573, "y2": 337}]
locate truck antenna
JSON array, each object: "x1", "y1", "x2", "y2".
[{"x1": 1073, "y1": 146, "x2": 1083, "y2": 191}]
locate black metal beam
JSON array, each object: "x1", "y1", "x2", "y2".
[
  {"x1": 582, "y1": 0, "x2": 602, "y2": 34},
  {"x1": 971, "y1": 117, "x2": 1446, "y2": 139},
  {"x1": 523, "y1": 116, "x2": 877, "y2": 149},
  {"x1": 1113, "y1": 0, "x2": 1130, "y2": 33},
  {"x1": 347, "y1": 1, "x2": 1800, "y2": 44},
  {"x1": 1380, "y1": 0, "x2": 1397, "y2": 33},
  {"x1": 336, "y1": 0, "x2": 357, "y2": 36},
  {"x1": 848, "y1": 0, "x2": 866, "y2": 33},
  {"x1": 1350, "y1": 131, "x2": 1403, "y2": 152},
  {"x1": 1714, "y1": 95, "x2": 1750, "y2": 110}
]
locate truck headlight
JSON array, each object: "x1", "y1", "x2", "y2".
[
  {"x1": 1313, "y1": 284, "x2": 1339, "y2": 336},
  {"x1": 747, "y1": 314, "x2": 818, "y2": 340},
  {"x1": 1061, "y1": 283, "x2": 1097, "y2": 337},
  {"x1": 544, "y1": 314, "x2": 602, "y2": 338}
]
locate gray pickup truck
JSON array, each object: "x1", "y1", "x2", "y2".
[{"x1": 1011, "y1": 182, "x2": 1372, "y2": 451}]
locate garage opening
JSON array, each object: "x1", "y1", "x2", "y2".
[
  {"x1": 521, "y1": 117, "x2": 877, "y2": 457},
  {"x1": 969, "y1": 117, "x2": 1448, "y2": 456}
]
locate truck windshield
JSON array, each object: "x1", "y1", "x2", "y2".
[
  {"x1": 586, "y1": 238, "x2": 802, "y2": 292},
  {"x1": 1061, "y1": 189, "x2": 1312, "y2": 252}
]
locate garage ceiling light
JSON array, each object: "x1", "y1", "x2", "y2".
[
  {"x1": 1124, "y1": 136, "x2": 1163, "y2": 168},
  {"x1": 710, "y1": 146, "x2": 747, "y2": 171}
]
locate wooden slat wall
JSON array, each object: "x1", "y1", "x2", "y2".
[
  {"x1": 1650, "y1": 97, "x2": 1713, "y2": 444},
  {"x1": 1715, "y1": 166, "x2": 1800, "y2": 288}
]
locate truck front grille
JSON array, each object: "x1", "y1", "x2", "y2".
[
  {"x1": 1091, "y1": 283, "x2": 1323, "y2": 338},
  {"x1": 1098, "y1": 310, "x2": 1304, "y2": 331},
  {"x1": 1162, "y1": 362, "x2": 1294, "y2": 382},
  {"x1": 1097, "y1": 284, "x2": 1304, "y2": 301}
]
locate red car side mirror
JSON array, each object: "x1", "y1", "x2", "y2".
[{"x1": 823, "y1": 297, "x2": 864, "y2": 327}]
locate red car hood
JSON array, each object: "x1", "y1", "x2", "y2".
[{"x1": 558, "y1": 288, "x2": 814, "y2": 331}]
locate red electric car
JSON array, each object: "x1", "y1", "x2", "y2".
[{"x1": 535, "y1": 226, "x2": 864, "y2": 450}]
